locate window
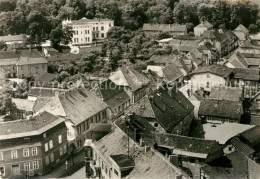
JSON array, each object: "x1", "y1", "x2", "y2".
[
  {"x1": 45, "y1": 155, "x2": 49, "y2": 165},
  {"x1": 49, "y1": 140, "x2": 53, "y2": 149},
  {"x1": 114, "y1": 169, "x2": 118, "y2": 176},
  {"x1": 85, "y1": 37, "x2": 88, "y2": 42},
  {"x1": 96, "y1": 34, "x2": 99, "y2": 38},
  {"x1": 154, "y1": 123, "x2": 158, "y2": 127},
  {"x1": 88, "y1": 37, "x2": 90, "y2": 41},
  {"x1": 45, "y1": 143, "x2": 48, "y2": 152},
  {"x1": 50, "y1": 153, "x2": 54, "y2": 162},
  {"x1": 58, "y1": 135, "x2": 62, "y2": 144},
  {"x1": 32, "y1": 147, "x2": 38, "y2": 156},
  {"x1": 96, "y1": 27, "x2": 98, "y2": 31},
  {"x1": 32, "y1": 161, "x2": 39, "y2": 170},
  {"x1": 77, "y1": 126, "x2": 81, "y2": 134},
  {"x1": 23, "y1": 149, "x2": 30, "y2": 157},
  {"x1": 109, "y1": 23, "x2": 111, "y2": 27},
  {"x1": 0, "y1": 152, "x2": 3, "y2": 161},
  {"x1": 105, "y1": 166, "x2": 108, "y2": 174},
  {"x1": 0, "y1": 166, "x2": 4, "y2": 176},
  {"x1": 102, "y1": 161, "x2": 104, "y2": 169},
  {"x1": 206, "y1": 82, "x2": 210, "y2": 88},
  {"x1": 63, "y1": 145, "x2": 67, "y2": 153},
  {"x1": 21, "y1": 66, "x2": 24, "y2": 70},
  {"x1": 207, "y1": 73, "x2": 210, "y2": 78},
  {"x1": 93, "y1": 27, "x2": 95, "y2": 31},
  {"x1": 24, "y1": 163, "x2": 30, "y2": 171},
  {"x1": 101, "y1": 26, "x2": 104, "y2": 30},
  {"x1": 228, "y1": 146, "x2": 233, "y2": 151},
  {"x1": 101, "y1": 33, "x2": 104, "y2": 38},
  {"x1": 11, "y1": 150, "x2": 18, "y2": 159},
  {"x1": 59, "y1": 147, "x2": 63, "y2": 156}
]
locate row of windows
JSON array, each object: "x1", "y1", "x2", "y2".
[
  {"x1": 0, "y1": 147, "x2": 38, "y2": 160},
  {"x1": 20, "y1": 64, "x2": 46, "y2": 70},
  {"x1": 114, "y1": 100, "x2": 130, "y2": 115},
  {"x1": 24, "y1": 161, "x2": 39, "y2": 171},
  {"x1": 44, "y1": 135, "x2": 62, "y2": 152},
  {"x1": 45, "y1": 145, "x2": 67, "y2": 166},
  {"x1": 77, "y1": 111, "x2": 107, "y2": 135}
]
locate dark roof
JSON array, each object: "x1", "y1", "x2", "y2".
[
  {"x1": 240, "y1": 126, "x2": 260, "y2": 147},
  {"x1": 209, "y1": 87, "x2": 243, "y2": 101},
  {"x1": 46, "y1": 53, "x2": 82, "y2": 62},
  {"x1": 142, "y1": 88, "x2": 193, "y2": 131},
  {"x1": 110, "y1": 154, "x2": 135, "y2": 169},
  {"x1": 250, "y1": 115, "x2": 260, "y2": 126},
  {"x1": 191, "y1": 65, "x2": 233, "y2": 78},
  {"x1": 143, "y1": 23, "x2": 187, "y2": 32},
  {"x1": 201, "y1": 151, "x2": 249, "y2": 179},
  {"x1": 232, "y1": 68, "x2": 260, "y2": 81},
  {"x1": 0, "y1": 51, "x2": 20, "y2": 59},
  {"x1": 34, "y1": 73, "x2": 56, "y2": 87},
  {"x1": 199, "y1": 99, "x2": 242, "y2": 119},
  {"x1": 0, "y1": 111, "x2": 64, "y2": 139},
  {"x1": 87, "y1": 123, "x2": 112, "y2": 132},
  {"x1": 148, "y1": 54, "x2": 177, "y2": 65},
  {"x1": 155, "y1": 133, "x2": 220, "y2": 155},
  {"x1": 230, "y1": 137, "x2": 255, "y2": 156}
]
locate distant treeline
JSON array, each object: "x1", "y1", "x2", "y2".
[{"x1": 0, "y1": 0, "x2": 259, "y2": 41}]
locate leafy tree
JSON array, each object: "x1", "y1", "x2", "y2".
[{"x1": 0, "y1": 41, "x2": 7, "y2": 51}]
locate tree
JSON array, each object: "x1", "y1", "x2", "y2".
[
  {"x1": 50, "y1": 25, "x2": 73, "y2": 50},
  {"x1": 58, "y1": 71, "x2": 70, "y2": 82},
  {"x1": 249, "y1": 24, "x2": 258, "y2": 34}
]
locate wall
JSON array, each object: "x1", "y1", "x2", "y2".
[
  {"x1": 191, "y1": 73, "x2": 227, "y2": 93},
  {"x1": 17, "y1": 63, "x2": 47, "y2": 79},
  {"x1": 194, "y1": 27, "x2": 207, "y2": 36}
]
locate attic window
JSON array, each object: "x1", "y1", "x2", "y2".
[{"x1": 154, "y1": 123, "x2": 158, "y2": 127}]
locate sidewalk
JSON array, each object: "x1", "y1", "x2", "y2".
[{"x1": 36, "y1": 151, "x2": 85, "y2": 179}]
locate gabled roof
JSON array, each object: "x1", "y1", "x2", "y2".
[
  {"x1": 92, "y1": 126, "x2": 182, "y2": 178},
  {"x1": 91, "y1": 79, "x2": 130, "y2": 108},
  {"x1": 230, "y1": 137, "x2": 255, "y2": 156},
  {"x1": 0, "y1": 111, "x2": 65, "y2": 140},
  {"x1": 227, "y1": 51, "x2": 248, "y2": 68},
  {"x1": 199, "y1": 99, "x2": 242, "y2": 119},
  {"x1": 148, "y1": 54, "x2": 178, "y2": 65},
  {"x1": 191, "y1": 65, "x2": 233, "y2": 78},
  {"x1": 0, "y1": 51, "x2": 20, "y2": 59},
  {"x1": 209, "y1": 87, "x2": 243, "y2": 101},
  {"x1": 109, "y1": 67, "x2": 150, "y2": 91},
  {"x1": 155, "y1": 133, "x2": 221, "y2": 158},
  {"x1": 143, "y1": 23, "x2": 187, "y2": 32},
  {"x1": 234, "y1": 24, "x2": 249, "y2": 34},
  {"x1": 232, "y1": 68, "x2": 260, "y2": 81},
  {"x1": 12, "y1": 98, "x2": 34, "y2": 112},
  {"x1": 240, "y1": 125, "x2": 260, "y2": 147},
  {"x1": 161, "y1": 63, "x2": 183, "y2": 82},
  {"x1": 125, "y1": 88, "x2": 194, "y2": 131},
  {"x1": 201, "y1": 151, "x2": 249, "y2": 179}
]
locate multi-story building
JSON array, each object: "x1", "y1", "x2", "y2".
[
  {"x1": 34, "y1": 88, "x2": 111, "y2": 150},
  {"x1": 0, "y1": 111, "x2": 68, "y2": 178},
  {"x1": 0, "y1": 51, "x2": 19, "y2": 78},
  {"x1": 142, "y1": 24, "x2": 187, "y2": 36},
  {"x1": 62, "y1": 17, "x2": 114, "y2": 46}
]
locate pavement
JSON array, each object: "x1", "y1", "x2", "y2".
[{"x1": 31, "y1": 151, "x2": 85, "y2": 179}]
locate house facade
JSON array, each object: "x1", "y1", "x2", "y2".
[
  {"x1": 0, "y1": 51, "x2": 19, "y2": 78},
  {"x1": 0, "y1": 112, "x2": 68, "y2": 178},
  {"x1": 194, "y1": 21, "x2": 213, "y2": 36},
  {"x1": 190, "y1": 65, "x2": 233, "y2": 93},
  {"x1": 142, "y1": 24, "x2": 187, "y2": 36},
  {"x1": 62, "y1": 18, "x2": 114, "y2": 46}
]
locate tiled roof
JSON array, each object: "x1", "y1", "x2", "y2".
[
  {"x1": 34, "y1": 73, "x2": 56, "y2": 87},
  {"x1": 46, "y1": 53, "x2": 82, "y2": 62},
  {"x1": 201, "y1": 151, "x2": 249, "y2": 179},
  {"x1": 58, "y1": 88, "x2": 108, "y2": 125},
  {"x1": 240, "y1": 126, "x2": 260, "y2": 147},
  {"x1": 234, "y1": 24, "x2": 249, "y2": 34},
  {"x1": 199, "y1": 99, "x2": 242, "y2": 119},
  {"x1": 0, "y1": 51, "x2": 20, "y2": 59},
  {"x1": 148, "y1": 54, "x2": 178, "y2": 65},
  {"x1": 250, "y1": 115, "x2": 260, "y2": 126},
  {"x1": 109, "y1": 67, "x2": 150, "y2": 91},
  {"x1": 0, "y1": 111, "x2": 65, "y2": 140},
  {"x1": 33, "y1": 97, "x2": 52, "y2": 112},
  {"x1": 230, "y1": 137, "x2": 255, "y2": 156},
  {"x1": 12, "y1": 98, "x2": 35, "y2": 112},
  {"x1": 191, "y1": 65, "x2": 233, "y2": 78},
  {"x1": 155, "y1": 133, "x2": 220, "y2": 155},
  {"x1": 209, "y1": 87, "x2": 243, "y2": 101},
  {"x1": 18, "y1": 56, "x2": 47, "y2": 65},
  {"x1": 228, "y1": 51, "x2": 248, "y2": 68},
  {"x1": 87, "y1": 123, "x2": 111, "y2": 132},
  {"x1": 126, "y1": 88, "x2": 193, "y2": 131},
  {"x1": 0, "y1": 34, "x2": 27, "y2": 42},
  {"x1": 93, "y1": 126, "x2": 182, "y2": 178},
  {"x1": 143, "y1": 23, "x2": 187, "y2": 32},
  {"x1": 161, "y1": 63, "x2": 183, "y2": 82},
  {"x1": 233, "y1": 31, "x2": 247, "y2": 41},
  {"x1": 232, "y1": 68, "x2": 260, "y2": 81}
]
